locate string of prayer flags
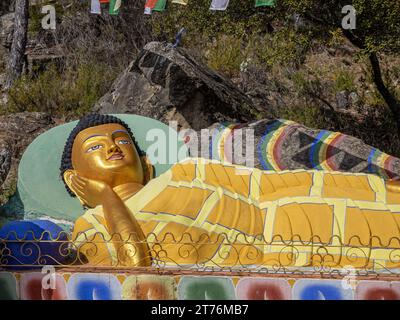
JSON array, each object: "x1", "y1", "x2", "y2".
[
  {"x1": 90, "y1": 0, "x2": 277, "y2": 16},
  {"x1": 210, "y1": 0, "x2": 230, "y2": 11},
  {"x1": 171, "y1": 0, "x2": 189, "y2": 5},
  {"x1": 91, "y1": 0, "x2": 101, "y2": 14},
  {"x1": 153, "y1": 0, "x2": 167, "y2": 12},
  {"x1": 109, "y1": 0, "x2": 121, "y2": 15},
  {"x1": 255, "y1": 0, "x2": 276, "y2": 7}
]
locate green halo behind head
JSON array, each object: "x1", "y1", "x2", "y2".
[{"x1": 17, "y1": 114, "x2": 188, "y2": 225}]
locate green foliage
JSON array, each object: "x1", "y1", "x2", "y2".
[
  {"x1": 205, "y1": 35, "x2": 246, "y2": 77},
  {"x1": 152, "y1": 0, "x2": 399, "y2": 81},
  {"x1": 254, "y1": 27, "x2": 312, "y2": 70},
  {"x1": 0, "y1": 179, "x2": 17, "y2": 207},
  {"x1": 151, "y1": 0, "x2": 314, "y2": 76},
  {"x1": 28, "y1": 4, "x2": 44, "y2": 33},
  {"x1": 279, "y1": 0, "x2": 400, "y2": 54},
  {"x1": 291, "y1": 70, "x2": 330, "y2": 105},
  {"x1": 5, "y1": 62, "x2": 117, "y2": 117},
  {"x1": 391, "y1": 64, "x2": 400, "y2": 100},
  {"x1": 151, "y1": 0, "x2": 270, "y2": 42},
  {"x1": 280, "y1": 104, "x2": 327, "y2": 129},
  {"x1": 353, "y1": 0, "x2": 400, "y2": 54},
  {"x1": 333, "y1": 69, "x2": 356, "y2": 93}
]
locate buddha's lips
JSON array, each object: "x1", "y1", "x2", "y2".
[{"x1": 107, "y1": 153, "x2": 124, "y2": 161}]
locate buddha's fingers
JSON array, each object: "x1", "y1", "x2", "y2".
[
  {"x1": 72, "y1": 175, "x2": 87, "y2": 187},
  {"x1": 73, "y1": 188, "x2": 86, "y2": 199},
  {"x1": 71, "y1": 179, "x2": 85, "y2": 192}
]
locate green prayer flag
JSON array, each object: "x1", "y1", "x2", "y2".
[
  {"x1": 109, "y1": 0, "x2": 122, "y2": 15},
  {"x1": 153, "y1": 0, "x2": 167, "y2": 12},
  {"x1": 255, "y1": 0, "x2": 276, "y2": 7}
]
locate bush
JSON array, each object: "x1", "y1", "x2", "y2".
[
  {"x1": 151, "y1": 0, "x2": 268, "y2": 42},
  {"x1": 333, "y1": 69, "x2": 356, "y2": 93},
  {"x1": 205, "y1": 35, "x2": 247, "y2": 77},
  {"x1": 254, "y1": 28, "x2": 311, "y2": 70},
  {"x1": 280, "y1": 104, "x2": 327, "y2": 130},
  {"x1": 5, "y1": 62, "x2": 117, "y2": 117}
]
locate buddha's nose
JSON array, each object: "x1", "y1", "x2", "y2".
[{"x1": 108, "y1": 143, "x2": 122, "y2": 154}]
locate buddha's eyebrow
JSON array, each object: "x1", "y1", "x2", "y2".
[
  {"x1": 111, "y1": 130, "x2": 130, "y2": 137},
  {"x1": 83, "y1": 134, "x2": 106, "y2": 143},
  {"x1": 112, "y1": 130, "x2": 128, "y2": 135},
  {"x1": 82, "y1": 130, "x2": 129, "y2": 143}
]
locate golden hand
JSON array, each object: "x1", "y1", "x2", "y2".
[
  {"x1": 71, "y1": 173, "x2": 152, "y2": 266},
  {"x1": 69, "y1": 174, "x2": 113, "y2": 208}
]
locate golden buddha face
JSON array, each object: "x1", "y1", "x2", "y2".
[{"x1": 63, "y1": 123, "x2": 144, "y2": 189}]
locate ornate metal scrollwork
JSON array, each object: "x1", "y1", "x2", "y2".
[{"x1": 1, "y1": 231, "x2": 400, "y2": 278}]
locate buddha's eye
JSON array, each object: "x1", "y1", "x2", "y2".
[
  {"x1": 86, "y1": 144, "x2": 103, "y2": 153},
  {"x1": 118, "y1": 139, "x2": 131, "y2": 145}
]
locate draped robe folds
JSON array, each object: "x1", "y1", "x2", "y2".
[{"x1": 72, "y1": 158, "x2": 400, "y2": 269}]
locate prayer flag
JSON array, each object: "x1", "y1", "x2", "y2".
[
  {"x1": 145, "y1": 0, "x2": 158, "y2": 9},
  {"x1": 91, "y1": 0, "x2": 101, "y2": 14},
  {"x1": 109, "y1": 0, "x2": 122, "y2": 15},
  {"x1": 255, "y1": 0, "x2": 276, "y2": 7},
  {"x1": 153, "y1": 0, "x2": 167, "y2": 12},
  {"x1": 172, "y1": 0, "x2": 189, "y2": 5},
  {"x1": 144, "y1": 0, "x2": 158, "y2": 14},
  {"x1": 210, "y1": 0, "x2": 230, "y2": 11}
]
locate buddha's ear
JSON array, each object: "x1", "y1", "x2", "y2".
[
  {"x1": 141, "y1": 156, "x2": 154, "y2": 185},
  {"x1": 63, "y1": 170, "x2": 86, "y2": 206}
]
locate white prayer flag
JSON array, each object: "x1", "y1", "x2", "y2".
[
  {"x1": 210, "y1": 0, "x2": 230, "y2": 11},
  {"x1": 91, "y1": 0, "x2": 101, "y2": 14}
]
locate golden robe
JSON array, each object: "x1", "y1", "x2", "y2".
[{"x1": 72, "y1": 158, "x2": 400, "y2": 269}]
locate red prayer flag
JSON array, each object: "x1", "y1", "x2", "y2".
[{"x1": 144, "y1": 0, "x2": 159, "y2": 9}]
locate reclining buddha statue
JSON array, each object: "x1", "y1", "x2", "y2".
[{"x1": 58, "y1": 114, "x2": 400, "y2": 270}]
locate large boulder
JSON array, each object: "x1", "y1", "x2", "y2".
[{"x1": 94, "y1": 41, "x2": 263, "y2": 130}]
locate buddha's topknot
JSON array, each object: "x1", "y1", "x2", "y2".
[{"x1": 60, "y1": 113, "x2": 145, "y2": 197}]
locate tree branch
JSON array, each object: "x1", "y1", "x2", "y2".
[{"x1": 369, "y1": 53, "x2": 400, "y2": 123}]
